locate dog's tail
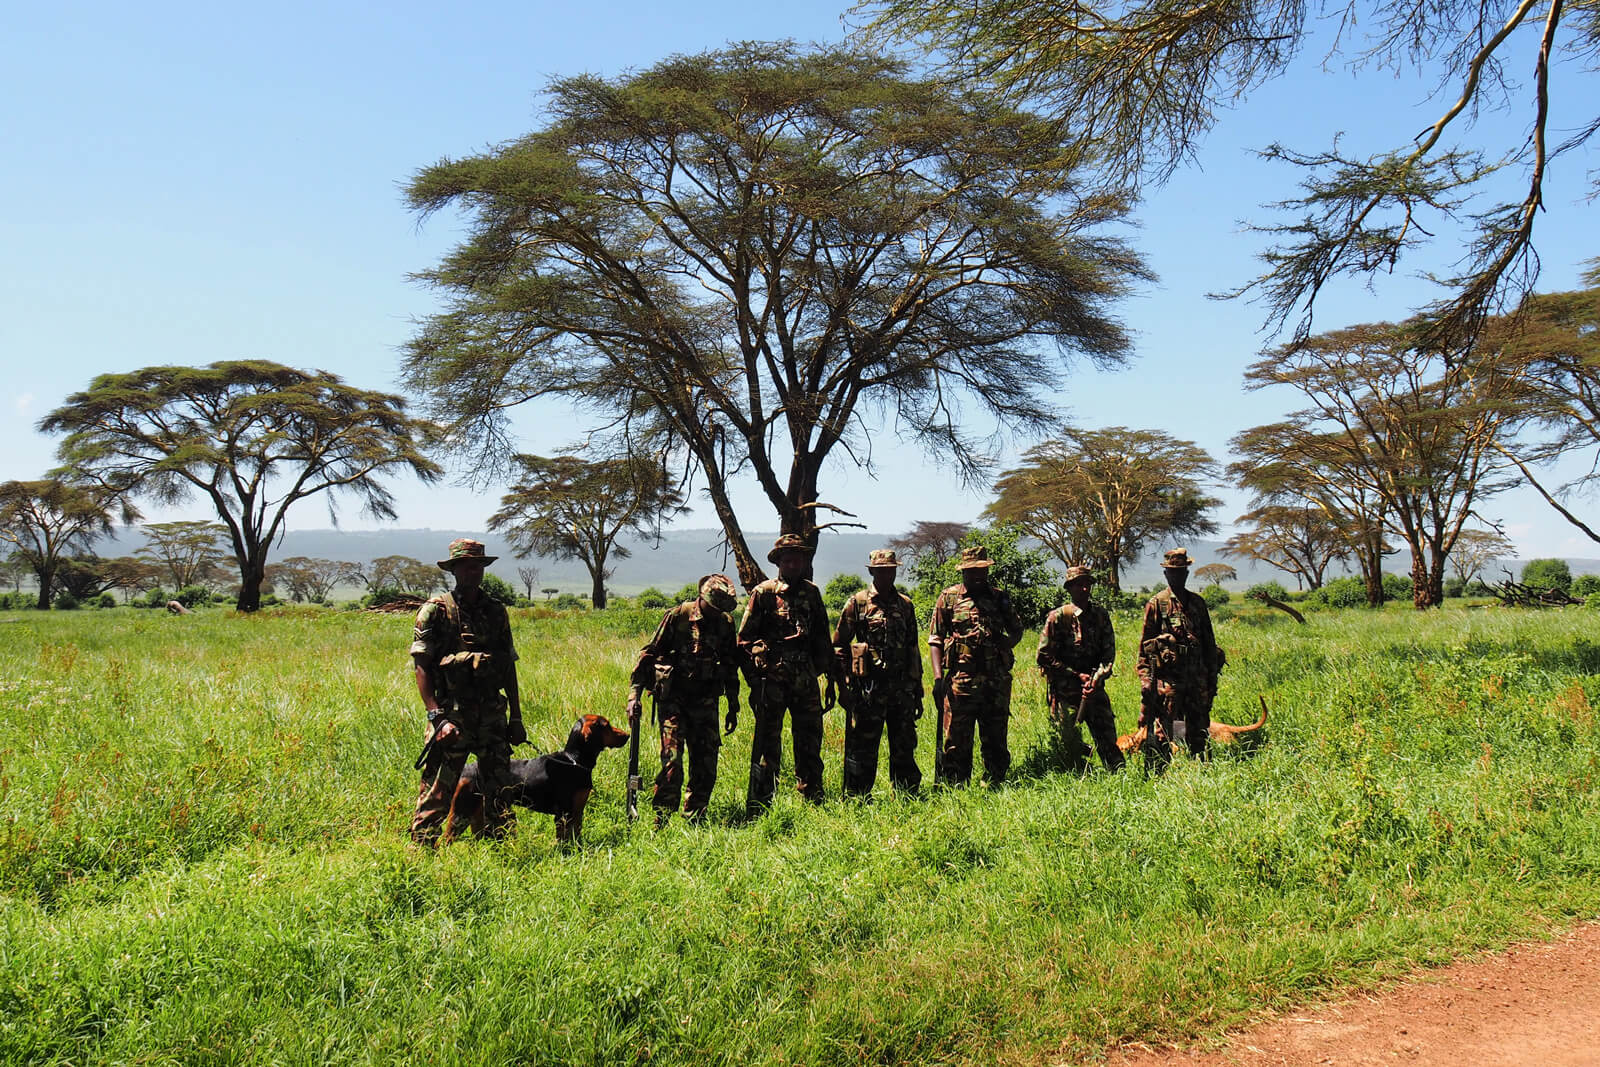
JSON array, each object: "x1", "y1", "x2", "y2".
[{"x1": 1240, "y1": 694, "x2": 1269, "y2": 733}]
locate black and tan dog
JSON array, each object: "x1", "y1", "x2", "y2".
[{"x1": 444, "y1": 714, "x2": 630, "y2": 844}]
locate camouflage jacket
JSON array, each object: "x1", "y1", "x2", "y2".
[
  {"x1": 630, "y1": 598, "x2": 740, "y2": 702},
  {"x1": 410, "y1": 591, "x2": 518, "y2": 707},
  {"x1": 1036, "y1": 601, "x2": 1115, "y2": 685},
  {"x1": 833, "y1": 586, "x2": 922, "y2": 696},
  {"x1": 1136, "y1": 586, "x2": 1219, "y2": 690},
  {"x1": 928, "y1": 582, "x2": 1025, "y2": 677},
  {"x1": 738, "y1": 577, "x2": 834, "y2": 679}
]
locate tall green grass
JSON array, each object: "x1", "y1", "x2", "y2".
[{"x1": 1, "y1": 603, "x2": 1597, "y2": 1064}]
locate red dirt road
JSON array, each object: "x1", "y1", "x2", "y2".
[{"x1": 1103, "y1": 923, "x2": 1600, "y2": 1066}]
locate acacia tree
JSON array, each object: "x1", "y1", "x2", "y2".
[
  {"x1": 860, "y1": 0, "x2": 1600, "y2": 348},
  {"x1": 1193, "y1": 562, "x2": 1236, "y2": 585},
  {"x1": 137, "y1": 521, "x2": 232, "y2": 591},
  {"x1": 516, "y1": 565, "x2": 541, "y2": 601},
  {"x1": 1221, "y1": 502, "x2": 1351, "y2": 590},
  {"x1": 1242, "y1": 320, "x2": 1520, "y2": 607},
  {"x1": 266, "y1": 557, "x2": 363, "y2": 603},
  {"x1": 40, "y1": 362, "x2": 443, "y2": 612},
  {"x1": 1230, "y1": 422, "x2": 1394, "y2": 604},
  {"x1": 0, "y1": 479, "x2": 135, "y2": 609},
  {"x1": 1448, "y1": 527, "x2": 1518, "y2": 585},
  {"x1": 404, "y1": 42, "x2": 1148, "y2": 589},
  {"x1": 488, "y1": 453, "x2": 685, "y2": 609},
  {"x1": 986, "y1": 426, "x2": 1220, "y2": 592},
  {"x1": 888, "y1": 521, "x2": 972, "y2": 568}
]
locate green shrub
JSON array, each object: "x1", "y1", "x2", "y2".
[
  {"x1": 1571, "y1": 573, "x2": 1600, "y2": 598},
  {"x1": 1382, "y1": 572, "x2": 1412, "y2": 600},
  {"x1": 1245, "y1": 580, "x2": 1290, "y2": 603},
  {"x1": 1305, "y1": 576, "x2": 1369, "y2": 609},
  {"x1": 1465, "y1": 579, "x2": 1493, "y2": 597},
  {"x1": 553, "y1": 593, "x2": 589, "y2": 611},
  {"x1": 672, "y1": 582, "x2": 700, "y2": 605},
  {"x1": 909, "y1": 523, "x2": 1060, "y2": 625},
  {"x1": 1201, "y1": 583, "x2": 1230, "y2": 607},
  {"x1": 480, "y1": 573, "x2": 518, "y2": 606},
  {"x1": 824, "y1": 573, "x2": 866, "y2": 610},
  {"x1": 176, "y1": 585, "x2": 212, "y2": 609},
  {"x1": 1443, "y1": 576, "x2": 1466, "y2": 598},
  {"x1": 637, "y1": 587, "x2": 673, "y2": 610},
  {"x1": 1587, "y1": 592, "x2": 1600, "y2": 610},
  {"x1": 53, "y1": 590, "x2": 81, "y2": 610},
  {"x1": 1521, "y1": 557, "x2": 1572, "y2": 593},
  {"x1": 96, "y1": 592, "x2": 117, "y2": 609}
]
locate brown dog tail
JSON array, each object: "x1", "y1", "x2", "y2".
[{"x1": 1241, "y1": 694, "x2": 1269, "y2": 733}]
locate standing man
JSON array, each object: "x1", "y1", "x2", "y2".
[
  {"x1": 409, "y1": 538, "x2": 525, "y2": 844},
  {"x1": 1037, "y1": 565, "x2": 1123, "y2": 773},
  {"x1": 1136, "y1": 548, "x2": 1221, "y2": 771},
  {"x1": 928, "y1": 545, "x2": 1026, "y2": 787},
  {"x1": 627, "y1": 574, "x2": 742, "y2": 826},
  {"x1": 739, "y1": 534, "x2": 840, "y2": 812},
  {"x1": 832, "y1": 549, "x2": 923, "y2": 797}
]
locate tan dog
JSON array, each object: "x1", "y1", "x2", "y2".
[{"x1": 1117, "y1": 695, "x2": 1269, "y2": 758}]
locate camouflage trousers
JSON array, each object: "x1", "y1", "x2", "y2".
[
  {"x1": 938, "y1": 670, "x2": 1012, "y2": 787},
  {"x1": 1049, "y1": 683, "x2": 1125, "y2": 773},
  {"x1": 1139, "y1": 680, "x2": 1212, "y2": 774},
  {"x1": 842, "y1": 689, "x2": 922, "y2": 796},
  {"x1": 410, "y1": 702, "x2": 514, "y2": 844},
  {"x1": 747, "y1": 669, "x2": 825, "y2": 812},
  {"x1": 653, "y1": 694, "x2": 722, "y2": 820}
]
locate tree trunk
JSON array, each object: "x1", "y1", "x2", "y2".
[
  {"x1": 34, "y1": 567, "x2": 53, "y2": 610},
  {"x1": 589, "y1": 566, "x2": 608, "y2": 610},
  {"x1": 235, "y1": 560, "x2": 266, "y2": 613}
]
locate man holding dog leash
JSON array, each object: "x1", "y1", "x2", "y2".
[{"x1": 409, "y1": 538, "x2": 524, "y2": 844}]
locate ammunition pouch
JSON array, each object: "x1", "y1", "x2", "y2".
[
  {"x1": 850, "y1": 641, "x2": 873, "y2": 679},
  {"x1": 438, "y1": 650, "x2": 500, "y2": 699},
  {"x1": 652, "y1": 661, "x2": 675, "y2": 700}
]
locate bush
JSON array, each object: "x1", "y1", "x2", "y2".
[
  {"x1": 1245, "y1": 581, "x2": 1290, "y2": 603},
  {"x1": 672, "y1": 582, "x2": 701, "y2": 606},
  {"x1": 553, "y1": 593, "x2": 589, "y2": 611},
  {"x1": 136, "y1": 588, "x2": 172, "y2": 609},
  {"x1": 1443, "y1": 575, "x2": 1466, "y2": 598},
  {"x1": 175, "y1": 585, "x2": 212, "y2": 609},
  {"x1": 1521, "y1": 558, "x2": 1572, "y2": 593},
  {"x1": 1465, "y1": 579, "x2": 1492, "y2": 598},
  {"x1": 96, "y1": 593, "x2": 117, "y2": 609},
  {"x1": 637, "y1": 587, "x2": 673, "y2": 610},
  {"x1": 53, "y1": 590, "x2": 81, "y2": 611},
  {"x1": 1200, "y1": 583, "x2": 1230, "y2": 608},
  {"x1": 1382, "y1": 572, "x2": 1413, "y2": 601},
  {"x1": 1571, "y1": 573, "x2": 1600, "y2": 598},
  {"x1": 909, "y1": 523, "x2": 1060, "y2": 626},
  {"x1": 480, "y1": 573, "x2": 518, "y2": 607},
  {"x1": 1587, "y1": 592, "x2": 1600, "y2": 610},
  {"x1": 823, "y1": 573, "x2": 866, "y2": 611},
  {"x1": 1306, "y1": 576, "x2": 1370, "y2": 609}
]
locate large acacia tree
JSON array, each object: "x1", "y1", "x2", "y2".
[
  {"x1": 1221, "y1": 502, "x2": 1352, "y2": 590},
  {"x1": 404, "y1": 42, "x2": 1148, "y2": 589},
  {"x1": 860, "y1": 0, "x2": 1599, "y2": 349},
  {"x1": 488, "y1": 453, "x2": 686, "y2": 609},
  {"x1": 1241, "y1": 320, "x2": 1519, "y2": 607},
  {"x1": 0, "y1": 479, "x2": 135, "y2": 609},
  {"x1": 41, "y1": 362, "x2": 443, "y2": 612},
  {"x1": 985, "y1": 426, "x2": 1220, "y2": 592}
]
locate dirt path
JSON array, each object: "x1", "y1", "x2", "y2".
[{"x1": 1103, "y1": 922, "x2": 1600, "y2": 1066}]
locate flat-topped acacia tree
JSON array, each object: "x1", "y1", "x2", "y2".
[{"x1": 41, "y1": 361, "x2": 443, "y2": 612}]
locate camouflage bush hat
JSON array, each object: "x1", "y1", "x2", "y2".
[
  {"x1": 767, "y1": 533, "x2": 815, "y2": 564},
  {"x1": 438, "y1": 538, "x2": 498, "y2": 570},
  {"x1": 1161, "y1": 548, "x2": 1194, "y2": 570},
  {"x1": 867, "y1": 549, "x2": 899, "y2": 569},
  {"x1": 698, "y1": 573, "x2": 738, "y2": 613},
  {"x1": 957, "y1": 545, "x2": 993, "y2": 570},
  {"x1": 1063, "y1": 564, "x2": 1095, "y2": 585}
]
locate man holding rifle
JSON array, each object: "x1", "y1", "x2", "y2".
[
  {"x1": 928, "y1": 545, "x2": 1025, "y2": 787},
  {"x1": 832, "y1": 549, "x2": 923, "y2": 797},
  {"x1": 1037, "y1": 565, "x2": 1122, "y2": 773},
  {"x1": 627, "y1": 574, "x2": 742, "y2": 826},
  {"x1": 1137, "y1": 548, "x2": 1221, "y2": 771}
]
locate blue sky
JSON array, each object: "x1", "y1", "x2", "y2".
[{"x1": 3, "y1": 1, "x2": 1595, "y2": 563}]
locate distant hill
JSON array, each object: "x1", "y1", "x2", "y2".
[{"x1": 87, "y1": 525, "x2": 1588, "y2": 597}]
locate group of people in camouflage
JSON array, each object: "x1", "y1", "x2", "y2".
[{"x1": 407, "y1": 535, "x2": 1223, "y2": 841}]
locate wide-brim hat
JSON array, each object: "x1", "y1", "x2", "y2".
[
  {"x1": 768, "y1": 534, "x2": 816, "y2": 564},
  {"x1": 1063, "y1": 564, "x2": 1094, "y2": 585},
  {"x1": 439, "y1": 538, "x2": 498, "y2": 570},
  {"x1": 1161, "y1": 548, "x2": 1194, "y2": 570},
  {"x1": 698, "y1": 573, "x2": 738, "y2": 613},
  {"x1": 867, "y1": 549, "x2": 900, "y2": 569},
  {"x1": 957, "y1": 545, "x2": 993, "y2": 570}
]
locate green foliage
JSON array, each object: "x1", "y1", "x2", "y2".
[
  {"x1": 636, "y1": 587, "x2": 673, "y2": 610},
  {"x1": 552, "y1": 593, "x2": 589, "y2": 611},
  {"x1": 2, "y1": 608, "x2": 1600, "y2": 1063},
  {"x1": 1466, "y1": 579, "x2": 1493, "y2": 598},
  {"x1": 175, "y1": 585, "x2": 212, "y2": 609},
  {"x1": 0, "y1": 592, "x2": 35, "y2": 611},
  {"x1": 1382, "y1": 572, "x2": 1413, "y2": 601},
  {"x1": 479, "y1": 573, "x2": 518, "y2": 607},
  {"x1": 1522, "y1": 558, "x2": 1573, "y2": 593},
  {"x1": 1305, "y1": 576, "x2": 1370, "y2": 610},
  {"x1": 52, "y1": 590, "x2": 80, "y2": 610},
  {"x1": 671, "y1": 582, "x2": 700, "y2": 606},
  {"x1": 1245, "y1": 580, "x2": 1291, "y2": 603},
  {"x1": 823, "y1": 573, "x2": 866, "y2": 611},
  {"x1": 1444, "y1": 575, "x2": 1466, "y2": 598},
  {"x1": 95, "y1": 593, "x2": 116, "y2": 609},
  {"x1": 1574, "y1": 574, "x2": 1600, "y2": 598},
  {"x1": 1200, "y1": 583, "x2": 1230, "y2": 608},
  {"x1": 1587, "y1": 592, "x2": 1600, "y2": 610},
  {"x1": 909, "y1": 523, "x2": 1060, "y2": 625}
]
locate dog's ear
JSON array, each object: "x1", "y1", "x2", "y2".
[{"x1": 576, "y1": 715, "x2": 594, "y2": 741}]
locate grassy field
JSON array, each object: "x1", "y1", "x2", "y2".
[{"x1": 2, "y1": 601, "x2": 1598, "y2": 1065}]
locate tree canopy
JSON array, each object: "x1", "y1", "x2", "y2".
[
  {"x1": 137, "y1": 521, "x2": 232, "y2": 591},
  {"x1": 40, "y1": 361, "x2": 442, "y2": 612},
  {"x1": 487, "y1": 453, "x2": 685, "y2": 609},
  {"x1": 403, "y1": 41, "x2": 1149, "y2": 588},
  {"x1": 1221, "y1": 502, "x2": 1351, "y2": 590},
  {"x1": 0, "y1": 479, "x2": 135, "y2": 610},
  {"x1": 858, "y1": 0, "x2": 1600, "y2": 347},
  {"x1": 986, "y1": 425, "x2": 1220, "y2": 592}
]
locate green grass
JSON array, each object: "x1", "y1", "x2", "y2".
[{"x1": 1, "y1": 602, "x2": 1598, "y2": 1064}]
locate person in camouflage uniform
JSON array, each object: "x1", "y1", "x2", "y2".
[
  {"x1": 627, "y1": 574, "x2": 742, "y2": 826},
  {"x1": 409, "y1": 538, "x2": 525, "y2": 844},
  {"x1": 1037, "y1": 564, "x2": 1123, "y2": 773},
  {"x1": 928, "y1": 545, "x2": 1026, "y2": 786},
  {"x1": 832, "y1": 549, "x2": 923, "y2": 796},
  {"x1": 1136, "y1": 547, "x2": 1221, "y2": 771},
  {"x1": 739, "y1": 534, "x2": 841, "y2": 812}
]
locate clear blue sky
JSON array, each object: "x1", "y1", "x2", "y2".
[{"x1": 4, "y1": 1, "x2": 1595, "y2": 564}]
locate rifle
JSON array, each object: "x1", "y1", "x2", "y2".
[
  {"x1": 931, "y1": 676, "x2": 947, "y2": 782},
  {"x1": 1073, "y1": 663, "x2": 1114, "y2": 725},
  {"x1": 624, "y1": 701, "x2": 643, "y2": 822}
]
